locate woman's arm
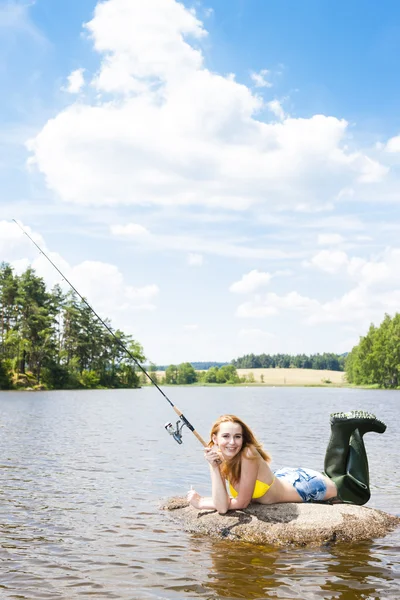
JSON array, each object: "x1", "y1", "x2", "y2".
[
  {"x1": 187, "y1": 449, "x2": 259, "y2": 513},
  {"x1": 187, "y1": 447, "x2": 230, "y2": 514},
  {"x1": 227, "y1": 454, "x2": 258, "y2": 510}
]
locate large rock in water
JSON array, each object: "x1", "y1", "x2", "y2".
[{"x1": 161, "y1": 497, "x2": 400, "y2": 547}]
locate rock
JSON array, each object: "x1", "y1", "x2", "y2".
[{"x1": 161, "y1": 497, "x2": 400, "y2": 547}]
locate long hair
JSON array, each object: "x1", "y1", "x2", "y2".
[{"x1": 208, "y1": 415, "x2": 271, "y2": 485}]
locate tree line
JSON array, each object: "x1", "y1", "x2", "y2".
[
  {"x1": 231, "y1": 352, "x2": 345, "y2": 371},
  {"x1": 346, "y1": 313, "x2": 400, "y2": 389},
  {"x1": 0, "y1": 263, "x2": 144, "y2": 390},
  {"x1": 140, "y1": 363, "x2": 241, "y2": 385}
]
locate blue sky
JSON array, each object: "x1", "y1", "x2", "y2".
[{"x1": 1, "y1": 0, "x2": 400, "y2": 364}]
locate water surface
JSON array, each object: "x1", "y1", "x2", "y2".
[{"x1": 0, "y1": 387, "x2": 398, "y2": 599}]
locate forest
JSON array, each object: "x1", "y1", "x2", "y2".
[
  {"x1": 231, "y1": 352, "x2": 346, "y2": 371},
  {"x1": 345, "y1": 313, "x2": 400, "y2": 389},
  {"x1": 0, "y1": 263, "x2": 144, "y2": 390}
]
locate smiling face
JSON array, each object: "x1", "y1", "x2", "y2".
[{"x1": 212, "y1": 421, "x2": 244, "y2": 459}]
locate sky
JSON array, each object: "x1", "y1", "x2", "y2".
[{"x1": 1, "y1": 0, "x2": 400, "y2": 365}]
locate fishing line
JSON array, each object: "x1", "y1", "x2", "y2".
[{"x1": 13, "y1": 219, "x2": 207, "y2": 447}]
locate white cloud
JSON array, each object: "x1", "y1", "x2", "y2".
[
  {"x1": 307, "y1": 247, "x2": 400, "y2": 286},
  {"x1": 187, "y1": 253, "x2": 203, "y2": 266},
  {"x1": 69, "y1": 261, "x2": 159, "y2": 312},
  {"x1": 317, "y1": 233, "x2": 344, "y2": 245},
  {"x1": 234, "y1": 283, "x2": 400, "y2": 331},
  {"x1": 250, "y1": 69, "x2": 272, "y2": 88},
  {"x1": 0, "y1": 221, "x2": 159, "y2": 317},
  {"x1": 229, "y1": 269, "x2": 272, "y2": 294},
  {"x1": 236, "y1": 291, "x2": 318, "y2": 318},
  {"x1": 64, "y1": 68, "x2": 85, "y2": 94},
  {"x1": 309, "y1": 249, "x2": 349, "y2": 273},
  {"x1": 267, "y1": 99, "x2": 285, "y2": 121},
  {"x1": 26, "y1": 0, "x2": 388, "y2": 214},
  {"x1": 184, "y1": 324, "x2": 199, "y2": 331},
  {"x1": 233, "y1": 245, "x2": 400, "y2": 332},
  {"x1": 386, "y1": 135, "x2": 400, "y2": 153},
  {"x1": 86, "y1": 0, "x2": 206, "y2": 94}
]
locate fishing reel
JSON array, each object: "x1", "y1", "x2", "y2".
[{"x1": 165, "y1": 417, "x2": 187, "y2": 444}]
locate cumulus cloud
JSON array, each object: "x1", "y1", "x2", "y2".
[
  {"x1": 386, "y1": 135, "x2": 400, "y2": 153},
  {"x1": 26, "y1": 0, "x2": 388, "y2": 213},
  {"x1": 309, "y1": 249, "x2": 349, "y2": 273},
  {"x1": 229, "y1": 269, "x2": 272, "y2": 294},
  {"x1": 0, "y1": 220, "x2": 159, "y2": 315},
  {"x1": 64, "y1": 69, "x2": 85, "y2": 94},
  {"x1": 307, "y1": 246, "x2": 400, "y2": 287},
  {"x1": 234, "y1": 246, "x2": 400, "y2": 332},
  {"x1": 267, "y1": 99, "x2": 285, "y2": 121},
  {"x1": 236, "y1": 291, "x2": 319, "y2": 318}
]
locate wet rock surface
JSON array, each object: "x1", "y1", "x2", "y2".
[{"x1": 161, "y1": 497, "x2": 400, "y2": 546}]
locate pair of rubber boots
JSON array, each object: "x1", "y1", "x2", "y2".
[{"x1": 324, "y1": 411, "x2": 386, "y2": 505}]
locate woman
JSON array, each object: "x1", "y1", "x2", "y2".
[{"x1": 187, "y1": 411, "x2": 386, "y2": 514}]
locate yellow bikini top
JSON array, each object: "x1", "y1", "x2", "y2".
[{"x1": 229, "y1": 477, "x2": 275, "y2": 499}]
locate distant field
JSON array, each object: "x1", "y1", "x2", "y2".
[
  {"x1": 236, "y1": 368, "x2": 345, "y2": 385},
  {"x1": 153, "y1": 368, "x2": 346, "y2": 386}
]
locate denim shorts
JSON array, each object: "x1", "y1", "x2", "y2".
[{"x1": 274, "y1": 467, "x2": 327, "y2": 502}]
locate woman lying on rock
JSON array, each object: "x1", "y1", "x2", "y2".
[{"x1": 187, "y1": 411, "x2": 386, "y2": 513}]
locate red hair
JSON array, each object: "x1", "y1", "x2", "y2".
[{"x1": 208, "y1": 415, "x2": 271, "y2": 485}]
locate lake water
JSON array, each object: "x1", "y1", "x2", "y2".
[{"x1": 0, "y1": 386, "x2": 399, "y2": 599}]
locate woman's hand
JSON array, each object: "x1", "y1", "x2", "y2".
[
  {"x1": 187, "y1": 489, "x2": 202, "y2": 509},
  {"x1": 204, "y1": 446, "x2": 221, "y2": 466}
]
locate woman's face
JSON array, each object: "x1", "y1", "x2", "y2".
[{"x1": 213, "y1": 421, "x2": 243, "y2": 459}]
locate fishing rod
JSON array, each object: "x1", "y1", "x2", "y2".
[{"x1": 13, "y1": 219, "x2": 207, "y2": 448}]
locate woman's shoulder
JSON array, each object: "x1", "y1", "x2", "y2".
[{"x1": 243, "y1": 445, "x2": 260, "y2": 460}]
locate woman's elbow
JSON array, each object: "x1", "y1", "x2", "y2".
[{"x1": 217, "y1": 505, "x2": 229, "y2": 515}]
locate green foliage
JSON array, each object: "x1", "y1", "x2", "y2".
[
  {"x1": 165, "y1": 363, "x2": 197, "y2": 384},
  {"x1": 346, "y1": 313, "x2": 400, "y2": 388},
  {"x1": 196, "y1": 364, "x2": 240, "y2": 384},
  {"x1": 0, "y1": 359, "x2": 13, "y2": 389},
  {"x1": 232, "y1": 352, "x2": 346, "y2": 371},
  {"x1": 165, "y1": 364, "x2": 178, "y2": 384},
  {"x1": 79, "y1": 370, "x2": 101, "y2": 389},
  {"x1": 246, "y1": 371, "x2": 255, "y2": 383},
  {"x1": 0, "y1": 263, "x2": 145, "y2": 390},
  {"x1": 177, "y1": 362, "x2": 197, "y2": 384}
]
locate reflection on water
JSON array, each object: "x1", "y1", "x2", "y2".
[
  {"x1": 0, "y1": 387, "x2": 399, "y2": 599},
  {"x1": 203, "y1": 537, "x2": 400, "y2": 599}
]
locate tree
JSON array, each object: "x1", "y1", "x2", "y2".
[
  {"x1": 165, "y1": 364, "x2": 179, "y2": 384},
  {"x1": 0, "y1": 359, "x2": 12, "y2": 389},
  {"x1": 346, "y1": 313, "x2": 400, "y2": 389},
  {"x1": 177, "y1": 362, "x2": 197, "y2": 384},
  {"x1": 0, "y1": 264, "x2": 146, "y2": 390}
]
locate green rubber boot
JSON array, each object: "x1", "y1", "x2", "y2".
[
  {"x1": 329, "y1": 430, "x2": 371, "y2": 505},
  {"x1": 324, "y1": 411, "x2": 386, "y2": 505},
  {"x1": 330, "y1": 410, "x2": 386, "y2": 436}
]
